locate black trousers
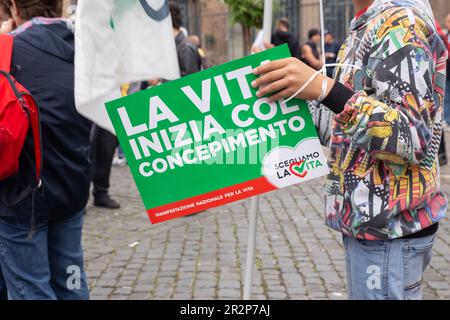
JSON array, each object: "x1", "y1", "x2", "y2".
[
  {"x1": 90, "y1": 125, "x2": 118, "y2": 199},
  {"x1": 439, "y1": 130, "x2": 447, "y2": 165}
]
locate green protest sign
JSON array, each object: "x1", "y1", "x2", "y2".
[{"x1": 105, "y1": 44, "x2": 329, "y2": 224}]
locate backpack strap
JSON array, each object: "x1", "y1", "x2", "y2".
[
  {"x1": 0, "y1": 34, "x2": 13, "y2": 73},
  {"x1": 26, "y1": 96, "x2": 43, "y2": 184}
]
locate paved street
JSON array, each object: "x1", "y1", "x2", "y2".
[{"x1": 83, "y1": 146, "x2": 450, "y2": 300}]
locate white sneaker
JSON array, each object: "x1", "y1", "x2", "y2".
[{"x1": 112, "y1": 156, "x2": 127, "y2": 167}]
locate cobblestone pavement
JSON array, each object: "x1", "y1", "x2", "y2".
[{"x1": 83, "y1": 151, "x2": 450, "y2": 300}]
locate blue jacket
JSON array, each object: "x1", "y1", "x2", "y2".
[{"x1": 0, "y1": 23, "x2": 91, "y2": 223}]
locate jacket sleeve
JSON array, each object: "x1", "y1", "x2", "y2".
[
  {"x1": 332, "y1": 10, "x2": 446, "y2": 165},
  {"x1": 308, "y1": 100, "x2": 333, "y2": 147}
]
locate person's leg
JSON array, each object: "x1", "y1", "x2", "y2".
[
  {"x1": 342, "y1": 236, "x2": 353, "y2": 299},
  {"x1": 343, "y1": 234, "x2": 435, "y2": 300},
  {"x1": 47, "y1": 211, "x2": 89, "y2": 300},
  {"x1": 91, "y1": 125, "x2": 120, "y2": 208},
  {"x1": 444, "y1": 78, "x2": 450, "y2": 125},
  {"x1": 0, "y1": 265, "x2": 7, "y2": 300},
  {"x1": 438, "y1": 130, "x2": 447, "y2": 165},
  {"x1": 112, "y1": 145, "x2": 127, "y2": 167},
  {"x1": 0, "y1": 218, "x2": 56, "y2": 300},
  {"x1": 402, "y1": 234, "x2": 435, "y2": 299}
]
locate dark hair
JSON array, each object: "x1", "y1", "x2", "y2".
[
  {"x1": 169, "y1": 1, "x2": 182, "y2": 30},
  {"x1": 0, "y1": 1, "x2": 10, "y2": 17},
  {"x1": 308, "y1": 28, "x2": 320, "y2": 39},
  {"x1": 0, "y1": 0, "x2": 7, "y2": 11},
  {"x1": 277, "y1": 17, "x2": 289, "y2": 30},
  {"x1": 1, "y1": 0, "x2": 62, "y2": 21}
]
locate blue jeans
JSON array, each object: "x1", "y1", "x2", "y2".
[
  {"x1": 444, "y1": 78, "x2": 450, "y2": 124},
  {"x1": 343, "y1": 234, "x2": 435, "y2": 300},
  {"x1": 0, "y1": 211, "x2": 89, "y2": 300}
]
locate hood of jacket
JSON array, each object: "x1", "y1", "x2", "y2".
[
  {"x1": 273, "y1": 30, "x2": 295, "y2": 42},
  {"x1": 15, "y1": 22, "x2": 74, "y2": 63},
  {"x1": 351, "y1": 0, "x2": 435, "y2": 31}
]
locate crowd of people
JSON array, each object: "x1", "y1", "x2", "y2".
[
  {"x1": 254, "y1": 18, "x2": 341, "y2": 79},
  {"x1": 0, "y1": 0, "x2": 448, "y2": 301}
]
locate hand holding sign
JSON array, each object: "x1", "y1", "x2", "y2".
[
  {"x1": 252, "y1": 57, "x2": 335, "y2": 102},
  {"x1": 106, "y1": 45, "x2": 329, "y2": 224}
]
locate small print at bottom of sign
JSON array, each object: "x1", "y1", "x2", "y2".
[{"x1": 148, "y1": 137, "x2": 329, "y2": 224}]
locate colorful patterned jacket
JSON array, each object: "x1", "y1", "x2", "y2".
[{"x1": 318, "y1": 0, "x2": 448, "y2": 240}]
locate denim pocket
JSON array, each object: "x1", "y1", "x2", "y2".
[
  {"x1": 405, "y1": 235, "x2": 436, "y2": 253},
  {"x1": 343, "y1": 235, "x2": 349, "y2": 250},
  {"x1": 404, "y1": 279, "x2": 423, "y2": 300},
  {"x1": 357, "y1": 239, "x2": 387, "y2": 251},
  {"x1": 403, "y1": 235, "x2": 436, "y2": 300}
]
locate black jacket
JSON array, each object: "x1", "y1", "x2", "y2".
[
  {"x1": 175, "y1": 32, "x2": 201, "y2": 76},
  {"x1": 271, "y1": 30, "x2": 300, "y2": 59},
  {"x1": 0, "y1": 23, "x2": 91, "y2": 223},
  {"x1": 447, "y1": 33, "x2": 450, "y2": 79}
]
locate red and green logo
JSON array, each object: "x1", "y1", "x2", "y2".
[{"x1": 289, "y1": 161, "x2": 308, "y2": 178}]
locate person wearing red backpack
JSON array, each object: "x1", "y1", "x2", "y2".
[{"x1": 0, "y1": 0, "x2": 90, "y2": 300}]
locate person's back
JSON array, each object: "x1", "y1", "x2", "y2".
[
  {"x1": 443, "y1": 14, "x2": 450, "y2": 127},
  {"x1": 0, "y1": 20, "x2": 91, "y2": 223},
  {"x1": 301, "y1": 28, "x2": 323, "y2": 70},
  {"x1": 188, "y1": 34, "x2": 211, "y2": 70},
  {"x1": 324, "y1": 32, "x2": 339, "y2": 77},
  {"x1": 170, "y1": 2, "x2": 201, "y2": 77},
  {"x1": 272, "y1": 30, "x2": 299, "y2": 58},
  {"x1": 174, "y1": 31, "x2": 202, "y2": 76},
  {"x1": 446, "y1": 14, "x2": 450, "y2": 80},
  {"x1": 271, "y1": 18, "x2": 300, "y2": 58}
]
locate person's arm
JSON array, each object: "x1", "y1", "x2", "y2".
[
  {"x1": 301, "y1": 45, "x2": 323, "y2": 70},
  {"x1": 253, "y1": 9, "x2": 446, "y2": 165}
]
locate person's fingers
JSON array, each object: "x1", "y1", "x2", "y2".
[
  {"x1": 256, "y1": 78, "x2": 290, "y2": 97},
  {"x1": 267, "y1": 88, "x2": 295, "y2": 102},
  {"x1": 253, "y1": 58, "x2": 292, "y2": 75},
  {"x1": 252, "y1": 68, "x2": 287, "y2": 88}
]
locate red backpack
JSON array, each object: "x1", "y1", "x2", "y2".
[{"x1": 0, "y1": 34, "x2": 42, "y2": 197}]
